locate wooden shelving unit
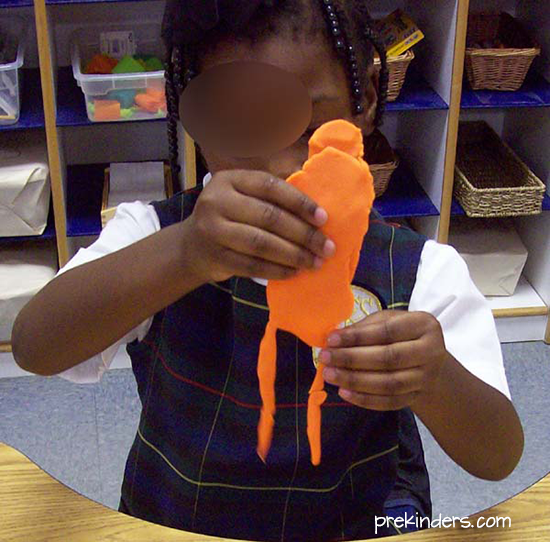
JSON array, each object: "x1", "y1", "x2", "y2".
[{"x1": 0, "y1": 0, "x2": 549, "y2": 355}]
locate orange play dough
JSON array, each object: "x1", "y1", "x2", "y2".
[{"x1": 257, "y1": 119, "x2": 375, "y2": 466}]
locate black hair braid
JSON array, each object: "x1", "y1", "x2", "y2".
[
  {"x1": 165, "y1": 47, "x2": 182, "y2": 185},
  {"x1": 319, "y1": 0, "x2": 364, "y2": 116}
]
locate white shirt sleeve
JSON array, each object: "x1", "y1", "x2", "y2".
[
  {"x1": 410, "y1": 240, "x2": 511, "y2": 400},
  {"x1": 56, "y1": 201, "x2": 161, "y2": 384}
]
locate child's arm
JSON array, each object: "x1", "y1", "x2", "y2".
[
  {"x1": 319, "y1": 243, "x2": 524, "y2": 481},
  {"x1": 322, "y1": 310, "x2": 523, "y2": 481},
  {"x1": 12, "y1": 170, "x2": 333, "y2": 377}
]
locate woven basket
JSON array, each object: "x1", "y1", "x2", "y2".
[
  {"x1": 371, "y1": 160, "x2": 399, "y2": 197},
  {"x1": 465, "y1": 12, "x2": 540, "y2": 91},
  {"x1": 374, "y1": 50, "x2": 414, "y2": 102},
  {"x1": 364, "y1": 129, "x2": 399, "y2": 197},
  {"x1": 454, "y1": 121, "x2": 545, "y2": 217}
]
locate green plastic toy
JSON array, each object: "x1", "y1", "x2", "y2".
[
  {"x1": 112, "y1": 55, "x2": 146, "y2": 74},
  {"x1": 134, "y1": 54, "x2": 164, "y2": 72},
  {"x1": 144, "y1": 57, "x2": 164, "y2": 71}
]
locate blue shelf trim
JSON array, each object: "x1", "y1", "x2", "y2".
[
  {"x1": 0, "y1": 0, "x2": 34, "y2": 7},
  {"x1": 543, "y1": 192, "x2": 550, "y2": 212},
  {"x1": 0, "y1": 198, "x2": 56, "y2": 244},
  {"x1": 451, "y1": 198, "x2": 466, "y2": 216},
  {"x1": 374, "y1": 162, "x2": 439, "y2": 219},
  {"x1": 47, "y1": 0, "x2": 152, "y2": 3},
  {"x1": 0, "y1": 69, "x2": 45, "y2": 131},
  {"x1": 386, "y1": 69, "x2": 448, "y2": 112},
  {"x1": 461, "y1": 72, "x2": 550, "y2": 109},
  {"x1": 56, "y1": 67, "x2": 92, "y2": 127},
  {"x1": 56, "y1": 66, "x2": 166, "y2": 127}
]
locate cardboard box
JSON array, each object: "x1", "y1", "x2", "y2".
[
  {"x1": 0, "y1": 131, "x2": 50, "y2": 236},
  {"x1": 376, "y1": 9, "x2": 425, "y2": 57},
  {"x1": 101, "y1": 161, "x2": 173, "y2": 228},
  {"x1": 449, "y1": 218, "x2": 528, "y2": 296}
]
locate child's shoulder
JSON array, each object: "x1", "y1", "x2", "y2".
[{"x1": 151, "y1": 186, "x2": 203, "y2": 228}]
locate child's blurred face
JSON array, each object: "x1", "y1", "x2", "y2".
[{"x1": 195, "y1": 32, "x2": 378, "y2": 180}]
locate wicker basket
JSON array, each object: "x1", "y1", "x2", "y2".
[
  {"x1": 371, "y1": 160, "x2": 399, "y2": 197},
  {"x1": 374, "y1": 50, "x2": 415, "y2": 102},
  {"x1": 454, "y1": 121, "x2": 545, "y2": 217},
  {"x1": 465, "y1": 12, "x2": 540, "y2": 91},
  {"x1": 364, "y1": 129, "x2": 399, "y2": 197}
]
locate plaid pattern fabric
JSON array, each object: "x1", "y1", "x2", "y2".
[{"x1": 119, "y1": 189, "x2": 427, "y2": 541}]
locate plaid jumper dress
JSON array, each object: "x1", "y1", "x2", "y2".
[{"x1": 119, "y1": 188, "x2": 429, "y2": 541}]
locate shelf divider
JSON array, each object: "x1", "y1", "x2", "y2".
[
  {"x1": 34, "y1": 0, "x2": 69, "y2": 265},
  {"x1": 438, "y1": 0, "x2": 470, "y2": 245}
]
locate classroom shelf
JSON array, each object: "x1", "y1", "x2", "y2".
[
  {"x1": 66, "y1": 163, "x2": 105, "y2": 236},
  {"x1": 55, "y1": 65, "x2": 447, "y2": 126},
  {"x1": 461, "y1": 71, "x2": 550, "y2": 109},
  {"x1": 56, "y1": 67, "x2": 166, "y2": 127},
  {"x1": 65, "y1": 160, "x2": 439, "y2": 238},
  {"x1": 374, "y1": 162, "x2": 439, "y2": 219},
  {"x1": 0, "y1": 69, "x2": 45, "y2": 131},
  {"x1": 385, "y1": 69, "x2": 448, "y2": 112},
  {"x1": 487, "y1": 276, "x2": 547, "y2": 315},
  {"x1": 0, "y1": 198, "x2": 56, "y2": 244},
  {"x1": 0, "y1": 0, "x2": 33, "y2": 7}
]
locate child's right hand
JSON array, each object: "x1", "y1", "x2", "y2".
[{"x1": 185, "y1": 170, "x2": 336, "y2": 283}]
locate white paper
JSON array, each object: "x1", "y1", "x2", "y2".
[
  {"x1": 108, "y1": 161, "x2": 165, "y2": 207},
  {"x1": 0, "y1": 241, "x2": 58, "y2": 341},
  {"x1": 0, "y1": 131, "x2": 50, "y2": 237},
  {"x1": 449, "y1": 218, "x2": 528, "y2": 297}
]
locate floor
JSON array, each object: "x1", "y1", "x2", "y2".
[{"x1": 0, "y1": 341, "x2": 549, "y2": 522}]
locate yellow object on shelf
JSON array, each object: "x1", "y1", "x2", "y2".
[{"x1": 376, "y1": 9, "x2": 425, "y2": 57}]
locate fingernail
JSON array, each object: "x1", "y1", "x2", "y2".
[
  {"x1": 324, "y1": 367, "x2": 336, "y2": 382},
  {"x1": 327, "y1": 333, "x2": 341, "y2": 347},
  {"x1": 323, "y1": 239, "x2": 336, "y2": 257},
  {"x1": 319, "y1": 350, "x2": 331, "y2": 364},
  {"x1": 314, "y1": 207, "x2": 328, "y2": 225},
  {"x1": 313, "y1": 257, "x2": 324, "y2": 270}
]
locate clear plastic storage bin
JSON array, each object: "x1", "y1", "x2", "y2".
[
  {"x1": 0, "y1": 17, "x2": 26, "y2": 126},
  {"x1": 71, "y1": 21, "x2": 167, "y2": 123}
]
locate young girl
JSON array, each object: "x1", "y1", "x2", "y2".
[{"x1": 12, "y1": 1, "x2": 523, "y2": 540}]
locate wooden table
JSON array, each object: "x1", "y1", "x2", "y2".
[{"x1": 1, "y1": 442, "x2": 549, "y2": 541}]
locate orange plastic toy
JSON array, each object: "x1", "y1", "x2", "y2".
[
  {"x1": 135, "y1": 88, "x2": 167, "y2": 113},
  {"x1": 93, "y1": 100, "x2": 121, "y2": 121},
  {"x1": 85, "y1": 54, "x2": 118, "y2": 75},
  {"x1": 257, "y1": 119, "x2": 375, "y2": 466}
]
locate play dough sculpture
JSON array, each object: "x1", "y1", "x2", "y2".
[{"x1": 257, "y1": 119, "x2": 375, "y2": 466}]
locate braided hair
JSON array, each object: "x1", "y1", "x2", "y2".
[{"x1": 163, "y1": 0, "x2": 389, "y2": 183}]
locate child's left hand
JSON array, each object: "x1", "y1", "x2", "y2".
[{"x1": 320, "y1": 311, "x2": 447, "y2": 411}]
